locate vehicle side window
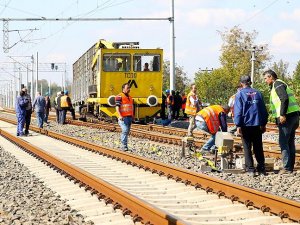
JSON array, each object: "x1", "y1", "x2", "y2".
[
  {"x1": 103, "y1": 54, "x2": 131, "y2": 72},
  {"x1": 133, "y1": 54, "x2": 161, "y2": 72}
]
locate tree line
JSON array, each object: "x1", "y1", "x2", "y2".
[{"x1": 163, "y1": 26, "x2": 300, "y2": 121}]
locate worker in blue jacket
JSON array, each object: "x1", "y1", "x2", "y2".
[
  {"x1": 234, "y1": 75, "x2": 268, "y2": 176},
  {"x1": 15, "y1": 90, "x2": 29, "y2": 136}
]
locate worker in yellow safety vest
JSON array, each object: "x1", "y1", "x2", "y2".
[
  {"x1": 263, "y1": 69, "x2": 300, "y2": 174},
  {"x1": 115, "y1": 83, "x2": 134, "y2": 151},
  {"x1": 185, "y1": 83, "x2": 201, "y2": 137}
]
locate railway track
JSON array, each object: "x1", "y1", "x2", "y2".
[
  {"x1": 1, "y1": 108, "x2": 300, "y2": 161},
  {"x1": 0, "y1": 119, "x2": 300, "y2": 224}
]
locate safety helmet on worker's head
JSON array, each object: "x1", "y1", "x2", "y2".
[
  {"x1": 165, "y1": 89, "x2": 170, "y2": 94},
  {"x1": 64, "y1": 90, "x2": 69, "y2": 95}
]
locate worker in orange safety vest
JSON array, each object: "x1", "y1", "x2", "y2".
[
  {"x1": 195, "y1": 105, "x2": 229, "y2": 154},
  {"x1": 115, "y1": 83, "x2": 134, "y2": 151}
]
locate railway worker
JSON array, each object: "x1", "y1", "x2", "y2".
[
  {"x1": 227, "y1": 87, "x2": 242, "y2": 134},
  {"x1": 234, "y1": 75, "x2": 268, "y2": 176},
  {"x1": 143, "y1": 62, "x2": 150, "y2": 71},
  {"x1": 195, "y1": 105, "x2": 229, "y2": 154},
  {"x1": 167, "y1": 90, "x2": 175, "y2": 120},
  {"x1": 22, "y1": 88, "x2": 32, "y2": 136},
  {"x1": 161, "y1": 91, "x2": 167, "y2": 120},
  {"x1": 60, "y1": 90, "x2": 75, "y2": 124},
  {"x1": 15, "y1": 90, "x2": 29, "y2": 136},
  {"x1": 263, "y1": 69, "x2": 300, "y2": 174},
  {"x1": 32, "y1": 92, "x2": 46, "y2": 128},
  {"x1": 181, "y1": 92, "x2": 187, "y2": 119},
  {"x1": 173, "y1": 91, "x2": 182, "y2": 120},
  {"x1": 44, "y1": 93, "x2": 51, "y2": 124},
  {"x1": 115, "y1": 83, "x2": 134, "y2": 151},
  {"x1": 54, "y1": 91, "x2": 63, "y2": 123},
  {"x1": 185, "y1": 83, "x2": 201, "y2": 137},
  {"x1": 116, "y1": 62, "x2": 124, "y2": 72}
]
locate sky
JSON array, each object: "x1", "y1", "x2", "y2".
[{"x1": 0, "y1": 0, "x2": 299, "y2": 86}]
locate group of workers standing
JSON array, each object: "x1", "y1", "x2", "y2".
[
  {"x1": 184, "y1": 70, "x2": 299, "y2": 175},
  {"x1": 114, "y1": 69, "x2": 299, "y2": 175},
  {"x1": 15, "y1": 89, "x2": 75, "y2": 136},
  {"x1": 161, "y1": 90, "x2": 187, "y2": 121},
  {"x1": 15, "y1": 68, "x2": 299, "y2": 175},
  {"x1": 54, "y1": 90, "x2": 76, "y2": 124}
]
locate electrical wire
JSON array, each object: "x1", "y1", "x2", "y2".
[
  {"x1": 0, "y1": 0, "x2": 13, "y2": 16},
  {"x1": 237, "y1": 0, "x2": 281, "y2": 27}
]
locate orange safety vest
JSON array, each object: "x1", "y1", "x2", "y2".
[
  {"x1": 198, "y1": 105, "x2": 224, "y2": 134},
  {"x1": 117, "y1": 93, "x2": 134, "y2": 117},
  {"x1": 167, "y1": 95, "x2": 174, "y2": 106},
  {"x1": 185, "y1": 92, "x2": 198, "y2": 116},
  {"x1": 60, "y1": 95, "x2": 69, "y2": 108},
  {"x1": 181, "y1": 95, "x2": 187, "y2": 110}
]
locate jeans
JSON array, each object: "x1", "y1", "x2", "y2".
[
  {"x1": 167, "y1": 106, "x2": 173, "y2": 120},
  {"x1": 59, "y1": 110, "x2": 66, "y2": 124},
  {"x1": 16, "y1": 113, "x2": 26, "y2": 135},
  {"x1": 118, "y1": 117, "x2": 132, "y2": 150},
  {"x1": 196, "y1": 120, "x2": 215, "y2": 150},
  {"x1": 278, "y1": 113, "x2": 299, "y2": 171},
  {"x1": 44, "y1": 110, "x2": 49, "y2": 123},
  {"x1": 25, "y1": 110, "x2": 32, "y2": 134},
  {"x1": 241, "y1": 126, "x2": 265, "y2": 172},
  {"x1": 36, "y1": 111, "x2": 44, "y2": 128}
]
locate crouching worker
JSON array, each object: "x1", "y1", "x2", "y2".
[
  {"x1": 115, "y1": 83, "x2": 134, "y2": 151},
  {"x1": 195, "y1": 105, "x2": 229, "y2": 154}
]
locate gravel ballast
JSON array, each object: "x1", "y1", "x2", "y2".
[
  {"x1": 0, "y1": 146, "x2": 93, "y2": 225},
  {"x1": 1, "y1": 112, "x2": 300, "y2": 203}
]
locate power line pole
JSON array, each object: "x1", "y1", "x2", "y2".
[
  {"x1": 1, "y1": 13, "x2": 176, "y2": 91},
  {"x1": 170, "y1": 0, "x2": 175, "y2": 91},
  {"x1": 245, "y1": 45, "x2": 263, "y2": 87}
]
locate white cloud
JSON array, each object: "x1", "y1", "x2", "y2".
[
  {"x1": 271, "y1": 29, "x2": 300, "y2": 53},
  {"x1": 187, "y1": 8, "x2": 247, "y2": 27},
  {"x1": 280, "y1": 9, "x2": 300, "y2": 21}
]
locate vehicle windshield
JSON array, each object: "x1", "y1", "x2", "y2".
[{"x1": 103, "y1": 53, "x2": 131, "y2": 72}]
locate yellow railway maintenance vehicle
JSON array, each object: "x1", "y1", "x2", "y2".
[{"x1": 72, "y1": 39, "x2": 163, "y2": 122}]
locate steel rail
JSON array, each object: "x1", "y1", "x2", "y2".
[
  {"x1": 1, "y1": 109, "x2": 299, "y2": 160},
  {"x1": 0, "y1": 117, "x2": 299, "y2": 221},
  {"x1": 0, "y1": 127, "x2": 188, "y2": 225}
]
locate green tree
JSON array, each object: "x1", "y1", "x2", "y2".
[
  {"x1": 271, "y1": 59, "x2": 289, "y2": 81},
  {"x1": 162, "y1": 61, "x2": 190, "y2": 92},
  {"x1": 219, "y1": 26, "x2": 270, "y2": 88},
  {"x1": 195, "y1": 68, "x2": 233, "y2": 104},
  {"x1": 194, "y1": 26, "x2": 271, "y2": 105},
  {"x1": 290, "y1": 60, "x2": 300, "y2": 105}
]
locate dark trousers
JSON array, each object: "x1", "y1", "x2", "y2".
[
  {"x1": 24, "y1": 110, "x2": 32, "y2": 134},
  {"x1": 161, "y1": 106, "x2": 166, "y2": 120},
  {"x1": 59, "y1": 110, "x2": 66, "y2": 124},
  {"x1": 241, "y1": 126, "x2": 265, "y2": 172},
  {"x1": 55, "y1": 108, "x2": 60, "y2": 123},
  {"x1": 69, "y1": 108, "x2": 76, "y2": 120},
  {"x1": 173, "y1": 108, "x2": 180, "y2": 120},
  {"x1": 278, "y1": 113, "x2": 299, "y2": 171}
]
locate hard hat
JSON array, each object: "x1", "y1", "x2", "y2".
[
  {"x1": 165, "y1": 89, "x2": 170, "y2": 93},
  {"x1": 64, "y1": 90, "x2": 69, "y2": 95}
]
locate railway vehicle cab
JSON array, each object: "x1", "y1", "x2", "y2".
[{"x1": 72, "y1": 39, "x2": 163, "y2": 122}]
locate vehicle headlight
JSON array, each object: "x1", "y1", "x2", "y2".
[
  {"x1": 147, "y1": 95, "x2": 158, "y2": 107},
  {"x1": 107, "y1": 95, "x2": 116, "y2": 107}
]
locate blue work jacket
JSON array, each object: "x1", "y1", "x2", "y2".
[
  {"x1": 234, "y1": 87, "x2": 268, "y2": 127},
  {"x1": 15, "y1": 96, "x2": 29, "y2": 115}
]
